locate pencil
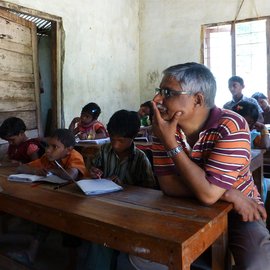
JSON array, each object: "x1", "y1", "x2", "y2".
[{"x1": 54, "y1": 181, "x2": 72, "y2": 190}]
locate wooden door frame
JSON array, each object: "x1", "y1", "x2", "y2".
[{"x1": 0, "y1": 0, "x2": 64, "y2": 131}]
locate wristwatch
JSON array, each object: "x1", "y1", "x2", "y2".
[{"x1": 167, "y1": 145, "x2": 183, "y2": 157}]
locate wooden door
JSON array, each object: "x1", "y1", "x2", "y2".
[{"x1": 0, "y1": 8, "x2": 41, "y2": 142}]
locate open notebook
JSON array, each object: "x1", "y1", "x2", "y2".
[
  {"x1": 76, "y1": 137, "x2": 110, "y2": 144},
  {"x1": 54, "y1": 160, "x2": 123, "y2": 195},
  {"x1": 75, "y1": 179, "x2": 123, "y2": 195},
  {"x1": 8, "y1": 173, "x2": 68, "y2": 184}
]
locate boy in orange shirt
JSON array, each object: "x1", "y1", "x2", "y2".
[
  {"x1": 17, "y1": 128, "x2": 88, "y2": 179},
  {"x1": 9, "y1": 129, "x2": 88, "y2": 267}
]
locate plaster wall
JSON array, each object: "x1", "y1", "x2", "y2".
[
  {"x1": 6, "y1": 0, "x2": 140, "y2": 126},
  {"x1": 139, "y1": 0, "x2": 270, "y2": 102}
]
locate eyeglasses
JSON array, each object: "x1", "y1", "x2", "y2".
[{"x1": 155, "y1": 88, "x2": 189, "y2": 98}]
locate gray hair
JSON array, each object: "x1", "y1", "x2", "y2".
[{"x1": 163, "y1": 62, "x2": 216, "y2": 108}]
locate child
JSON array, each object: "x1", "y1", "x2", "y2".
[
  {"x1": 252, "y1": 92, "x2": 270, "y2": 124},
  {"x1": 138, "y1": 101, "x2": 153, "y2": 127},
  {"x1": 137, "y1": 101, "x2": 153, "y2": 141},
  {"x1": 17, "y1": 128, "x2": 88, "y2": 179},
  {"x1": 10, "y1": 129, "x2": 88, "y2": 267},
  {"x1": 0, "y1": 117, "x2": 44, "y2": 164},
  {"x1": 78, "y1": 110, "x2": 157, "y2": 270},
  {"x1": 69, "y1": 102, "x2": 107, "y2": 140},
  {"x1": 89, "y1": 109, "x2": 156, "y2": 187},
  {"x1": 232, "y1": 101, "x2": 270, "y2": 149}
]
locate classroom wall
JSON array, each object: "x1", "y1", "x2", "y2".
[
  {"x1": 6, "y1": 0, "x2": 140, "y2": 126},
  {"x1": 139, "y1": 0, "x2": 270, "y2": 102},
  {"x1": 5, "y1": 0, "x2": 270, "y2": 126}
]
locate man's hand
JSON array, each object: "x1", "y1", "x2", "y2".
[
  {"x1": 152, "y1": 101, "x2": 182, "y2": 147},
  {"x1": 223, "y1": 189, "x2": 267, "y2": 222}
]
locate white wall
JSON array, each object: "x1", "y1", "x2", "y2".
[
  {"x1": 139, "y1": 0, "x2": 270, "y2": 102},
  {"x1": 6, "y1": 0, "x2": 140, "y2": 126},
  {"x1": 5, "y1": 0, "x2": 270, "y2": 125}
]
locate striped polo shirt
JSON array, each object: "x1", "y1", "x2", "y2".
[{"x1": 152, "y1": 106, "x2": 262, "y2": 203}]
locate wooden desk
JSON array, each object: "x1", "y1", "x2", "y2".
[
  {"x1": 0, "y1": 167, "x2": 232, "y2": 270},
  {"x1": 251, "y1": 149, "x2": 266, "y2": 196}
]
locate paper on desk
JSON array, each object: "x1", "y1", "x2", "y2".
[
  {"x1": 76, "y1": 138, "x2": 110, "y2": 144},
  {"x1": 8, "y1": 173, "x2": 68, "y2": 184},
  {"x1": 76, "y1": 179, "x2": 123, "y2": 195}
]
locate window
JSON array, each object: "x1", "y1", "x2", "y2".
[{"x1": 202, "y1": 18, "x2": 269, "y2": 107}]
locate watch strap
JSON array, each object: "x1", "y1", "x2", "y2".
[{"x1": 167, "y1": 145, "x2": 183, "y2": 157}]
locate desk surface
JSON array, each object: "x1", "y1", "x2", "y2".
[{"x1": 0, "y1": 167, "x2": 232, "y2": 270}]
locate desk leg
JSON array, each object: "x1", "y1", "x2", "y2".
[{"x1": 212, "y1": 230, "x2": 229, "y2": 270}]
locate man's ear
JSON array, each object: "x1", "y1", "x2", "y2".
[{"x1": 194, "y1": 92, "x2": 204, "y2": 107}]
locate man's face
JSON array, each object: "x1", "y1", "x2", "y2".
[
  {"x1": 153, "y1": 75, "x2": 194, "y2": 122},
  {"x1": 45, "y1": 137, "x2": 70, "y2": 161},
  {"x1": 228, "y1": 81, "x2": 244, "y2": 98},
  {"x1": 110, "y1": 135, "x2": 133, "y2": 156}
]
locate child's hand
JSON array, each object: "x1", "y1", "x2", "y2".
[
  {"x1": 71, "y1": 117, "x2": 80, "y2": 125},
  {"x1": 254, "y1": 122, "x2": 267, "y2": 132},
  {"x1": 78, "y1": 132, "x2": 88, "y2": 140},
  {"x1": 89, "y1": 167, "x2": 103, "y2": 179},
  {"x1": 34, "y1": 168, "x2": 49, "y2": 176},
  {"x1": 109, "y1": 175, "x2": 122, "y2": 185}
]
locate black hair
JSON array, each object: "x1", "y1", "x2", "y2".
[
  {"x1": 228, "y1": 76, "x2": 244, "y2": 86},
  {"x1": 81, "y1": 102, "x2": 101, "y2": 120},
  {"x1": 0, "y1": 117, "x2": 26, "y2": 139},
  {"x1": 140, "y1": 101, "x2": 154, "y2": 121},
  {"x1": 232, "y1": 101, "x2": 259, "y2": 122},
  {"x1": 50, "y1": 128, "x2": 75, "y2": 147},
  {"x1": 107, "y1": 110, "x2": 140, "y2": 138},
  {"x1": 252, "y1": 92, "x2": 268, "y2": 101}
]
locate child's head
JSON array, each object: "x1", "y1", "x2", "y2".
[
  {"x1": 252, "y1": 92, "x2": 269, "y2": 111},
  {"x1": 0, "y1": 117, "x2": 27, "y2": 145},
  {"x1": 232, "y1": 101, "x2": 259, "y2": 129},
  {"x1": 138, "y1": 101, "x2": 153, "y2": 119},
  {"x1": 228, "y1": 76, "x2": 245, "y2": 97},
  {"x1": 45, "y1": 129, "x2": 75, "y2": 161},
  {"x1": 80, "y1": 103, "x2": 101, "y2": 126},
  {"x1": 107, "y1": 110, "x2": 140, "y2": 155}
]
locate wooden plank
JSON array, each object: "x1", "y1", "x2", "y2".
[
  {"x1": 31, "y1": 23, "x2": 41, "y2": 136},
  {"x1": 0, "y1": 48, "x2": 33, "y2": 73},
  {"x1": 0, "y1": 39, "x2": 32, "y2": 55},
  {"x1": 0, "y1": 71, "x2": 34, "y2": 82},
  {"x1": 0, "y1": 102, "x2": 36, "y2": 112},
  {"x1": 0, "y1": 15, "x2": 31, "y2": 46},
  {"x1": 0, "y1": 7, "x2": 32, "y2": 28},
  {"x1": 0, "y1": 80, "x2": 35, "y2": 94},
  {"x1": 0, "y1": 111, "x2": 37, "y2": 129}
]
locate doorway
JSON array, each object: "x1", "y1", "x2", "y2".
[{"x1": 0, "y1": 0, "x2": 64, "y2": 137}]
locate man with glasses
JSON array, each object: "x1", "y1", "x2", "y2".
[{"x1": 148, "y1": 62, "x2": 270, "y2": 270}]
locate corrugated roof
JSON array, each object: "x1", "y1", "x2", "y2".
[{"x1": 11, "y1": 11, "x2": 51, "y2": 36}]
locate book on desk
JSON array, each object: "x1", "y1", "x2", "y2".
[
  {"x1": 8, "y1": 173, "x2": 68, "y2": 184},
  {"x1": 8, "y1": 173, "x2": 123, "y2": 195},
  {"x1": 74, "y1": 178, "x2": 123, "y2": 195},
  {"x1": 76, "y1": 137, "x2": 110, "y2": 145}
]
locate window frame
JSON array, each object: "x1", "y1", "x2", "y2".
[{"x1": 201, "y1": 16, "x2": 270, "y2": 99}]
